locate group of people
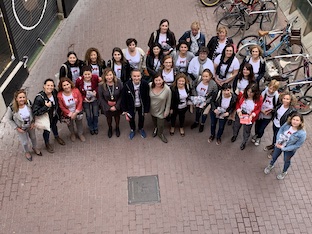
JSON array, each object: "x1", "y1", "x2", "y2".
[{"x1": 5, "y1": 19, "x2": 307, "y2": 180}]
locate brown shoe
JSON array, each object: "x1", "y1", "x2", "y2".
[
  {"x1": 78, "y1": 134, "x2": 86, "y2": 142},
  {"x1": 45, "y1": 143, "x2": 54, "y2": 153},
  {"x1": 70, "y1": 134, "x2": 76, "y2": 142},
  {"x1": 55, "y1": 136, "x2": 65, "y2": 145}
]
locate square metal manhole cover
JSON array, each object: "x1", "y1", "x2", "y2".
[{"x1": 128, "y1": 175, "x2": 160, "y2": 204}]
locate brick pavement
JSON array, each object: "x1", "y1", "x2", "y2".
[{"x1": 0, "y1": 0, "x2": 312, "y2": 233}]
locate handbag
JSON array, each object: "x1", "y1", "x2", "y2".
[{"x1": 35, "y1": 113, "x2": 51, "y2": 131}]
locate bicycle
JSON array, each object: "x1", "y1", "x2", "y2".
[
  {"x1": 265, "y1": 54, "x2": 312, "y2": 82},
  {"x1": 200, "y1": 0, "x2": 224, "y2": 7},
  {"x1": 236, "y1": 17, "x2": 304, "y2": 62},
  {"x1": 214, "y1": 0, "x2": 278, "y2": 22},
  {"x1": 278, "y1": 77, "x2": 312, "y2": 115}
]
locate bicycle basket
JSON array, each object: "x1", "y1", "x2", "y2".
[{"x1": 264, "y1": 59, "x2": 282, "y2": 81}]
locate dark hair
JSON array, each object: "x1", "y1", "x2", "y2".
[
  {"x1": 84, "y1": 47, "x2": 104, "y2": 67},
  {"x1": 198, "y1": 46, "x2": 209, "y2": 54},
  {"x1": 216, "y1": 44, "x2": 235, "y2": 78},
  {"x1": 151, "y1": 72, "x2": 164, "y2": 89},
  {"x1": 58, "y1": 77, "x2": 75, "y2": 91},
  {"x1": 242, "y1": 83, "x2": 261, "y2": 102},
  {"x1": 238, "y1": 63, "x2": 255, "y2": 83},
  {"x1": 221, "y1": 83, "x2": 231, "y2": 90},
  {"x1": 287, "y1": 112, "x2": 304, "y2": 130},
  {"x1": 43, "y1": 78, "x2": 55, "y2": 85},
  {"x1": 82, "y1": 65, "x2": 92, "y2": 73},
  {"x1": 126, "y1": 38, "x2": 138, "y2": 46},
  {"x1": 150, "y1": 43, "x2": 163, "y2": 58},
  {"x1": 131, "y1": 68, "x2": 142, "y2": 76},
  {"x1": 112, "y1": 47, "x2": 126, "y2": 64},
  {"x1": 66, "y1": 51, "x2": 79, "y2": 67},
  {"x1": 177, "y1": 40, "x2": 189, "y2": 51},
  {"x1": 159, "y1": 19, "x2": 169, "y2": 28}
]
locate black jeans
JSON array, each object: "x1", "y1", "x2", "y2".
[
  {"x1": 171, "y1": 107, "x2": 188, "y2": 128},
  {"x1": 129, "y1": 106, "x2": 144, "y2": 131}
]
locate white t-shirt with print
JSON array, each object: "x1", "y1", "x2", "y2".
[{"x1": 214, "y1": 54, "x2": 240, "y2": 80}]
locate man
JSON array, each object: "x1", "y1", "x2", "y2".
[{"x1": 121, "y1": 69, "x2": 150, "y2": 139}]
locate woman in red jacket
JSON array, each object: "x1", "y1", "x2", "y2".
[
  {"x1": 57, "y1": 77, "x2": 85, "y2": 142},
  {"x1": 75, "y1": 65, "x2": 101, "y2": 135},
  {"x1": 231, "y1": 83, "x2": 263, "y2": 150}
]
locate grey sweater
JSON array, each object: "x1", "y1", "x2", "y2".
[{"x1": 149, "y1": 83, "x2": 172, "y2": 119}]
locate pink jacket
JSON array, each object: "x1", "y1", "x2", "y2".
[{"x1": 57, "y1": 88, "x2": 83, "y2": 117}]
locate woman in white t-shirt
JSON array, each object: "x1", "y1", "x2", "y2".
[
  {"x1": 264, "y1": 91, "x2": 297, "y2": 158},
  {"x1": 214, "y1": 44, "x2": 239, "y2": 87},
  {"x1": 122, "y1": 38, "x2": 146, "y2": 73},
  {"x1": 5, "y1": 90, "x2": 42, "y2": 161},
  {"x1": 252, "y1": 80, "x2": 279, "y2": 147},
  {"x1": 161, "y1": 55, "x2": 175, "y2": 87},
  {"x1": 84, "y1": 47, "x2": 106, "y2": 77},
  {"x1": 234, "y1": 63, "x2": 256, "y2": 94},
  {"x1": 264, "y1": 112, "x2": 306, "y2": 180}
]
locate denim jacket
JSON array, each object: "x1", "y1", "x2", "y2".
[{"x1": 277, "y1": 123, "x2": 306, "y2": 152}]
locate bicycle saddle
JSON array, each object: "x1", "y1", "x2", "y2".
[
  {"x1": 258, "y1": 30, "x2": 270, "y2": 37},
  {"x1": 279, "y1": 60, "x2": 291, "y2": 69}
]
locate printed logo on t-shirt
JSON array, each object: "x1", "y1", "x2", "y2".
[
  {"x1": 265, "y1": 99, "x2": 272, "y2": 104},
  {"x1": 68, "y1": 98, "x2": 74, "y2": 103}
]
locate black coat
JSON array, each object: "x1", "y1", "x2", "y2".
[
  {"x1": 32, "y1": 90, "x2": 61, "y2": 121},
  {"x1": 59, "y1": 60, "x2": 85, "y2": 80},
  {"x1": 121, "y1": 80, "x2": 150, "y2": 117},
  {"x1": 210, "y1": 91, "x2": 237, "y2": 117},
  {"x1": 107, "y1": 60, "x2": 131, "y2": 83},
  {"x1": 170, "y1": 85, "x2": 191, "y2": 110},
  {"x1": 148, "y1": 29, "x2": 176, "y2": 51},
  {"x1": 207, "y1": 36, "x2": 233, "y2": 60}
]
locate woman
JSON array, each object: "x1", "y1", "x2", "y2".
[
  {"x1": 5, "y1": 89, "x2": 42, "y2": 161},
  {"x1": 208, "y1": 83, "x2": 237, "y2": 145},
  {"x1": 207, "y1": 26, "x2": 234, "y2": 60},
  {"x1": 161, "y1": 55, "x2": 176, "y2": 87},
  {"x1": 146, "y1": 43, "x2": 164, "y2": 81},
  {"x1": 264, "y1": 91, "x2": 297, "y2": 158},
  {"x1": 84, "y1": 47, "x2": 106, "y2": 77},
  {"x1": 170, "y1": 73, "x2": 191, "y2": 136},
  {"x1": 178, "y1": 21, "x2": 206, "y2": 56},
  {"x1": 264, "y1": 112, "x2": 306, "y2": 180},
  {"x1": 252, "y1": 79, "x2": 280, "y2": 146},
  {"x1": 148, "y1": 19, "x2": 176, "y2": 55},
  {"x1": 32, "y1": 79, "x2": 65, "y2": 154},
  {"x1": 233, "y1": 63, "x2": 256, "y2": 94},
  {"x1": 239, "y1": 45, "x2": 265, "y2": 84},
  {"x1": 171, "y1": 41, "x2": 195, "y2": 74},
  {"x1": 149, "y1": 73, "x2": 172, "y2": 143},
  {"x1": 214, "y1": 44, "x2": 240, "y2": 88},
  {"x1": 98, "y1": 68, "x2": 123, "y2": 138},
  {"x1": 122, "y1": 38, "x2": 146, "y2": 73},
  {"x1": 231, "y1": 83, "x2": 263, "y2": 150},
  {"x1": 190, "y1": 68, "x2": 218, "y2": 132},
  {"x1": 59, "y1": 51, "x2": 85, "y2": 84},
  {"x1": 107, "y1": 47, "x2": 131, "y2": 83},
  {"x1": 75, "y1": 65, "x2": 101, "y2": 135},
  {"x1": 57, "y1": 77, "x2": 85, "y2": 142}
]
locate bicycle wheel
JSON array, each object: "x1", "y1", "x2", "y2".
[
  {"x1": 304, "y1": 83, "x2": 312, "y2": 96},
  {"x1": 277, "y1": 40, "x2": 304, "y2": 64},
  {"x1": 296, "y1": 96, "x2": 312, "y2": 115},
  {"x1": 259, "y1": 0, "x2": 278, "y2": 31},
  {"x1": 200, "y1": 0, "x2": 220, "y2": 7},
  {"x1": 214, "y1": 1, "x2": 237, "y2": 21},
  {"x1": 217, "y1": 12, "x2": 245, "y2": 38},
  {"x1": 236, "y1": 35, "x2": 259, "y2": 57},
  {"x1": 249, "y1": 1, "x2": 261, "y2": 24}
]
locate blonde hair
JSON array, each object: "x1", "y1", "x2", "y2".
[
  {"x1": 191, "y1": 21, "x2": 200, "y2": 30},
  {"x1": 268, "y1": 79, "x2": 280, "y2": 91},
  {"x1": 217, "y1": 26, "x2": 228, "y2": 35},
  {"x1": 12, "y1": 89, "x2": 28, "y2": 112},
  {"x1": 279, "y1": 91, "x2": 297, "y2": 107}
]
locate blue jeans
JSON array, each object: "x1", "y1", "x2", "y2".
[
  {"x1": 210, "y1": 110, "x2": 227, "y2": 139},
  {"x1": 43, "y1": 114, "x2": 59, "y2": 144},
  {"x1": 83, "y1": 101, "x2": 99, "y2": 131},
  {"x1": 254, "y1": 118, "x2": 271, "y2": 138},
  {"x1": 270, "y1": 146, "x2": 295, "y2": 172}
]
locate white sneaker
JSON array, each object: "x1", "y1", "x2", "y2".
[
  {"x1": 264, "y1": 164, "x2": 274, "y2": 174},
  {"x1": 254, "y1": 138, "x2": 261, "y2": 146},
  {"x1": 277, "y1": 171, "x2": 288, "y2": 180},
  {"x1": 251, "y1": 135, "x2": 257, "y2": 143}
]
